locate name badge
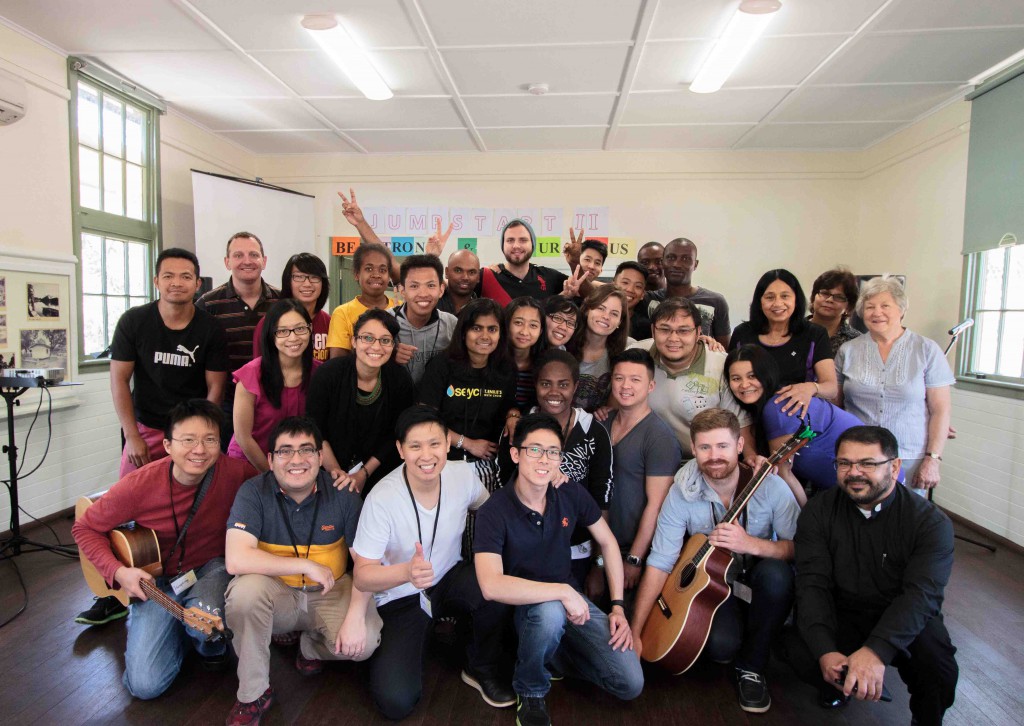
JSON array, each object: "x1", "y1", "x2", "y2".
[
  {"x1": 170, "y1": 569, "x2": 197, "y2": 595},
  {"x1": 419, "y1": 590, "x2": 433, "y2": 618},
  {"x1": 731, "y1": 581, "x2": 753, "y2": 604}
]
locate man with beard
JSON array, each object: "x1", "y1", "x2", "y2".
[
  {"x1": 478, "y1": 219, "x2": 568, "y2": 305},
  {"x1": 437, "y1": 248, "x2": 479, "y2": 315},
  {"x1": 636, "y1": 241, "x2": 665, "y2": 292},
  {"x1": 784, "y1": 426, "x2": 957, "y2": 726},
  {"x1": 647, "y1": 238, "x2": 730, "y2": 347},
  {"x1": 630, "y1": 408, "x2": 799, "y2": 714}
]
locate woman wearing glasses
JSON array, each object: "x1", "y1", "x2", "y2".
[
  {"x1": 228, "y1": 299, "x2": 320, "y2": 472},
  {"x1": 253, "y1": 253, "x2": 331, "y2": 362},
  {"x1": 306, "y1": 309, "x2": 414, "y2": 495},
  {"x1": 808, "y1": 267, "x2": 862, "y2": 356}
]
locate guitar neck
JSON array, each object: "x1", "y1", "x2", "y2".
[{"x1": 139, "y1": 579, "x2": 186, "y2": 623}]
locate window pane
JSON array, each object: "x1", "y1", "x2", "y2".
[
  {"x1": 106, "y1": 238, "x2": 126, "y2": 295},
  {"x1": 1005, "y1": 245, "x2": 1024, "y2": 310},
  {"x1": 78, "y1": 83, "x2": 100, "y2": 149},
  {"x1": 127, "y1": 243, "x2": 148, "y2": 296},
  {"x1": 130, "y1": 296, "x2": 148, "y2": 310},
  {"x1": 978, "y1": 248, "x2": 1005, "y2": 310},
  {"x1": 126, "y1": 163, "x2": 143, "y2": 220},
  {"x1": 103, "y1": 156, "x2": 124, "y2": 215},
  {"x1": 106, "y1": 297, "x2": 128, "y2": 347},
  {"x1": 125, "y1": 105, "x2": 144, "y2": 165},
  {"x1": 997, "y1": 312, "x2": 1024, "y2": 378},
  {"x1": 82, "y1": 295, "x2": 106, "y2": 357},
  {"x1": 973, "y1": 311, "x2": 1000, "y2": 375},
  {"x1": 82, "y1": 233, "x2": 104, "y2": 294},
  {"x1": 103, "y1": 96, "x2": 123, "y2": 157},
  {"x1": 79, "y1": 147, "x2": 100, "y2": 209}
]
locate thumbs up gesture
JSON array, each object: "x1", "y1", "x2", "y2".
[{"x1": 408, "y1": 542, "x2": 435, "y2": 590}]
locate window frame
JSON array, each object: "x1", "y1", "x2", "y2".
[
  {"x1": 68, "y1": 58, "x2": 162, "y2": 369},
  {"x1": 956, "y1": 247, "x2": 1024, "y2": 398}
]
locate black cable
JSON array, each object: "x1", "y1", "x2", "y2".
[{"x1": 0, "y1": 550, "x2": 28, "y2": 629}]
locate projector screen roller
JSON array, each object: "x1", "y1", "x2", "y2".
[{"x1": 191, "y1": 170, "x2": 316, "y2": 289}]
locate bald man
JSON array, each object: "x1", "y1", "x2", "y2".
[
  {"x1": 648, "y1": 238, "x2": 731, "y2": 347},
  {"x1": 438, "y1": 248, "x2": 480, "y2": 315}
]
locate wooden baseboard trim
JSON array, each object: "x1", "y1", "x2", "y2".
[
  {"x1": 940, "y1": 507, "x2": 1024, "y2": 556},
  {"x1": 0, "y1": 505, "x2": 75, "y2": 542}
]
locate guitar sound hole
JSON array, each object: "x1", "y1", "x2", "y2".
[{"x1": 678, "y1": 566, "x2": 695, "y2": 588}]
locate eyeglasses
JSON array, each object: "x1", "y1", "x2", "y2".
[
  {"x1": 272, "y1": 445, "x2": 319, "y2": 459},
  {"x1": 654, "y1": 325, "x2": 696, "y2": 337},
  {"x1": 548, "y1": 315, "x2": 576, "y2": 329},
  {"x1": 291, "y1": 274, "x2": 322, "y2": 285},
  {"x1": 817, "y1": 291, "x2": 849, "y2": 304},
  {"x1": 274, "y1": 324, "x2": 312, "y2": 339},
  {"x1": 834, "y1": 458, "x2": 895, "y2": 472},
  {"x1": 171, "y1": 436, "x2": 221, "y2": 449},
  {"x1": 519, "y1": 446, "x2": 563, "y2": 462},
  {"x1": 355, "y1": 334, "x2": 395, "y2": 347}
]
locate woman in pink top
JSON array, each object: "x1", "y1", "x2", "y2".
[
  {"x1": 253, "y1": 253, "x2": 332, "y2": 362},
  {"x1": 229, "y1": 299, "x2": 321, "y2": 471}
]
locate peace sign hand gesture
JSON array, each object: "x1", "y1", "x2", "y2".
[
  {"x1": 561, "y1": 265, "x2": 587, "y2": 299},
  {"x1": 425, "y1": 218, "x2": 454, "y2": 257},
  {"x1": 337, "y1": 188, "x2": 365, "y2": 226},
  {"x1": 563, "y1": 227, "x2": 585, "y2": 267}
]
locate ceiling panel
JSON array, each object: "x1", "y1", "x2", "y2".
[
  {"x1": 310, "y1": 97, "x2": 463, "y2": 129},
  {"x1": 424, "y1": 0, "x2": 643, "y2": 45},
  {"x1": 633, "y1": 41, "x2": 712, "y2": 90},
  {"x1": 219, "y1": 130, "x2": 360, "y2": 154},
  {"x1": 774, "y1": 83, "x2": 964, "y2": 122},
  {"x1": 612, "y1": 124, "x2": 754, "y2": 149},
  {"x1": 873, "y1": 0, "x2": 1024, "y2": 31},
  {"x1": 442, "y1": 45, "x2": 631, "y2": 95},
  {"x1": 650, "y1": 0, "x2": 889, "y2": 40},
  {"x1": 464, "y1": 94, "x2": 616, "y2": 127},
  {"x1": 479, "y1": 127, "x2": 607, "y2": 151},
  {"x1": 188, "y1": 0, "x2": 421, "y2": 50},
  {"x1": 169, "y1": 98, "x2": 322, "y2": 131},
  {"x1": 0, "y1": 0, "x2": 223, "y2": 51},
  {"x1": 90, "y1": 51, "x2": 287, "y2": 98},
  {"x1": 621, "y1": 88, "x2": 791, "y2": 124},
  {"x1": 252, "y1": 49, "x2": 446, "y2": 97},
  {"x1": 344, "y1": 129, "x2": 479, "y2": 153},
  {"x1": 741, "y1": 122, "x2": 904, "y2": 148},
  {"x1": 815, "y1": 29, "x2": 1024, "y2": 84}
]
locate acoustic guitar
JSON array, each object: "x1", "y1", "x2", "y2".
[
  {"x1": 75, "y1": 494, "x2": 230, "y2": 641},
  {"x1": 639, "y1": 425, "x2": 814, "y2": 674}
]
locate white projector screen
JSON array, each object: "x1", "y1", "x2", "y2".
[{"x1": 191, "y1": 170, "x2": 316, "y2": 289}]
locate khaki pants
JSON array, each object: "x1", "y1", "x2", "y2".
[{"x1": 225, "y1": 573, "x2": 383, "y2": 702}]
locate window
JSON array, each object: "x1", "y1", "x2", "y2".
[
  {"x1": 960, "y1": 245, "x2": 1024, "y2": 386},
  {"x1": 69, "y1": 60, "x2": 161, "y2": 362}
]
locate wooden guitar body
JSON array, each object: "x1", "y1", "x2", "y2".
[{"x1": 640, "y1": 533, "x2": 735, "y2": 674}]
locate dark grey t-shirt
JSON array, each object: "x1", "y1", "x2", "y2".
[
  {"x1": 601, "y1": 410, "x2": 682, "y2": 553},
  {"x1": 649, "y1": 287, "x2": 731, "y2": 340}
]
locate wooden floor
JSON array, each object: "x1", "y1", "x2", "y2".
[{"x1": 1, "y1": 515, "x2": 1022, "y2": 726}]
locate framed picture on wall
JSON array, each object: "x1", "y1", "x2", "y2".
[
  {"x1": 0, "y1": 276, "x2": 6, "y2": 310},
  {"x1": 26, "y1": 281, "x2": 62, "y2": 320},
  {"x1": 20, "y1": 328, "x2": 68, "y2": 375}
]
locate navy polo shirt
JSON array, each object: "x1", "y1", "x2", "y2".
[{"x1": 473, "y1": 481, "x2": 600, "y2": 585}]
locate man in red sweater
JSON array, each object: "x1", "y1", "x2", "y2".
[{"x1": 73, "y1": 399, "x2": 257, "y2": 700}]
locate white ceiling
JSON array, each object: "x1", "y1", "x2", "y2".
[{"x1": 2, "y1": 0, "x2": 1023, "y2": 155}]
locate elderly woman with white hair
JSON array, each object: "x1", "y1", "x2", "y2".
[{"x1": 834, "y1": 275, "x2": 955, "y2": 492}]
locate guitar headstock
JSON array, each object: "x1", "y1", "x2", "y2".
[
  {"x1": 767, "y1": 421, "x2": 817, "y2": 466},
  {"x1": 182, "y1": 606, "x2": 226, "y2": 637}
]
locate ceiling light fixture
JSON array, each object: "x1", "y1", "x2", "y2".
[
  {"x1": 301, "y1": 14, "x2": 393, "y2": 101},
  {"x1": 690, "y1": 0, "x2": 782, "y2": 94}
]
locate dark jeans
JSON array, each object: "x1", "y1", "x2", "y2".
[
  {"x1": 368, "y1": 561, "x2": 508, "y2": 720},
  {"x1": 703, "y1": 557, "x2": 795, "y2": 673},
  {"x1": 782, "y1": 612, "x2": 958, "y2": 726}
]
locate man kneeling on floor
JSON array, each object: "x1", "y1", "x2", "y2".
[
  {"x1": 224, "y1": 416, "x2": 382, "y2": 725},
  {"x1": 474, "y1": 412, "x2": 643, "y2": 726}
]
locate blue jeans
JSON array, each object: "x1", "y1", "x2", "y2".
[
  {"x1": 512, "y1": 596, "x2": 644, "y2": 700},
  {"x1": 123, "y1": 557, "x2": 231, "y2": 699}
]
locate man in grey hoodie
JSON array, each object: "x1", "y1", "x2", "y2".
[{"x1": 389, "y1": 255, "x2": 457, "y2": 384}]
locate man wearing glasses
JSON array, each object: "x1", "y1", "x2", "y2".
[
  {"x1": 72, "y1": 400, "x2": 257, "y2": 699},
  {"x1": 223, "y1": 417, "x2": 380, "y2": 726},
  {"x1": 474, "y1": 412, "x2": 643, "y2": 726},
  {"x1": 785, "y1": 425, "x2": 958, "y2": 725}
]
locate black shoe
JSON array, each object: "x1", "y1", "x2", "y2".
[
  {"x1": 515, "y1": 695, "x2": 550, "y2": 726},
  {"x1": 202, "y1": 652, "x2": 230, "y2": 672},
  {"x1": 74, "y1": 596, "x2": 128, "y2": 626},
  {"x1": 734, "y1": 668, "x2": 771, "y2": 713},
  {"x1": 462, "y1": 669, "x2": 515, "y2": 708},
  {"x1": 818, "y1": 683, "x2": 849, "y2": 709}
]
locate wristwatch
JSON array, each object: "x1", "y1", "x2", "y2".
[
  {"x1": 610, "y1": 599, "x2": 626, "y2": 610},
  {"x1": 455, "y1": 434, "x2": 465, "y2": 449},
  {"x1": 925, "y1": 452, "x2": 942, "y2": 461},
  {"x1": 594, "y1": 555, "x2": 605, "y2": 568},
  {"x1": 625, "y1": 554, "x2": 642, "y2": 567}
]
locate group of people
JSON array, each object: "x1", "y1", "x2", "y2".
[{"x1": 72, "y1": 193, "x2": 960, "y2": 726}]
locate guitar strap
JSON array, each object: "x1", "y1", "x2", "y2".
[{"x1": 166, "y1": 462, "x2": 216, "y2": 575}]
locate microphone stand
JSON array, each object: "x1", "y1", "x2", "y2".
[{"x1": 934, "y1": 328, "x2": 996, "y2": 553}]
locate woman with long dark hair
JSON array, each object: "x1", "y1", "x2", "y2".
[
  {"x1": 729, "y1": 268, "x2": 838, "y2": 418},
  {"x1": 567, "y1": 286, "x2": 630, "y2": 412},
  {"x1": 506, "y1": 296, "x2": 546, "y2": 410},
  {"x1": 229, "y1": 299, "x2": 318, "y2": 471},
  {"x1": 253, "y1": 253, "x2": 331, "y2": 362}
]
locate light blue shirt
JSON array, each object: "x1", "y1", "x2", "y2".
[
  {"x1": 646, "y1": 459, "x2": 800, "y2": 575},
  {"x1": 835, "y1": 329, "x2": 954, "y2": 460}
]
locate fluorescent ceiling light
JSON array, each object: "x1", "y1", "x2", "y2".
[
  {"x1": 690, "y1": 0, "x2": 781, "y2": 94},
  {"x1": 301, "y1": 14, "x2": 393, "y2": 101}
]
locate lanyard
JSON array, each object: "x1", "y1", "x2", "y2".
[
  {"x1": 403, "y1": 467, "x2": 441, "y2": 561},
  {"x1": 166, "y1": 462, "x2": 213, "y2": 576},
  {"x1": 275, "y1": 485, "x2": 322, "y2": 588}
]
